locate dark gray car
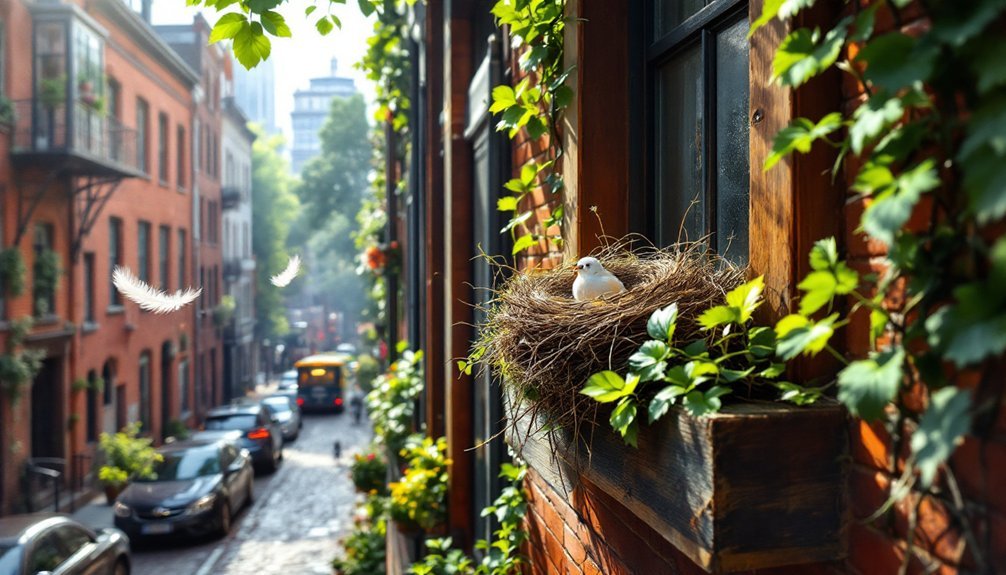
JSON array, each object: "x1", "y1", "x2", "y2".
[
  {"x1": 261, "y1": 394, "x2": 302, "y2": 442},
  {"x1": 194, "y1": 403, "x2": 283, "y2": 473},
  {"x1": 112, "y1": 439, "x2": 254, "y2": 542},
  {"x1": 0, "y1": 514, "x2": 130, "y2": 575}
]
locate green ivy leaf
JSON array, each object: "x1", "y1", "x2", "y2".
[
  {"x1": 726, "y1": 276, "x2": 764, "y2": 324},
  {"x1": 357, "y1": 0, "x2": 376, "y2": 17},
  {"x1": 775, "y1": 381, "x2": 822, "y2": 405},
  {"x1": 772, "y1": 23, "x2": 848, "y2": 88},
  {"x1": 260, "y1": 11, "x2": 291, "y2": 37},
  {"x1": 664, "y1": 365, "x2": 690, "y2": 387},
  {"x1": 851, "y1": 163, "x2": 895, "y2": 195},
  {"x1": 971, "y1": 36, "x2": 1006, "y2": 94},
  {"x1": 765, "y1": 113, "x2": 843, "y2": 170},
  {"x1": 749, "y1": 0, "x2": 816, "y2": 37},
  {"x1": 849, "y1": 3, "x2": 879, "y2": 42},
  {"x1": 496, "y1": 196, "x2": 518, "y2": 212},
  {"x1": 857, "y1": 32, "x2": 938, "y2": 91},
  {"x1": 581, "y1": 371, "x2": 637, "y2": 403},
  {"x1": 315, "y1": 16, "x2": 335, "y2": 36},
  {"x1": 233, "y1": 22, "x2": 271, "y2": 69},
  {"x1": 720, "y1": 367, "x2": 754, "y2": 383},
  {"x1": 246, "y1": 0, "x2": 281, "y2": 12},
  {"x1": 629, "y1": 341, "x2": 669, "y2": 382},
  {"x1": 749, "y1": 326, "x2": 777, "y2": 358},
  {"x1": 961, "y1": 145, "x2": 1006, "y2": 224},
  {"x1": 646, "y1": 303, "x2": 678, "y2": 342},
  {"x1": 930, "y1": 0, "x2": 1006, "y2": 47},
  {"x1": 775, "y1": 313, "x2": 838, "y2": 360},
  {"x1": 862, "y1": 160, "x2": 940, "y2": 246},
  {"x1": 698, "y1": 305, "x2": 738, "y2": 330},
  {"x1": 837, "y1": 347, "x2": 905, "y2": 421},
  {"x1": 610, "y1": 397, "x2": 638, "y2": 446},
  {"x1": 500, "y1": 210, "x2": 533, "y2": 234},
  {"x1": 849, "y1": 95, "x2": 905, "y2": 155},
  {"x1": 682, "y1": 386, "x2": 730, "y2": 418},
  {"x1": 648, "y1": 385, "x2": 688, "y2": 423},
  {"x1": 759, "y1": 362, "x2": 786, "y2": 379},
  {"x1": 911, "y1": 387, "x2": 972, "y2": 488},
  {"x1": 511, "y1": 234, "x2": 536, "y2": 255},
  {"x1": 209, "y1": 13, "x2": 247, "y2": 44},
  {"x1": 489, "y1": 86, "x2": 518, "y2": 114}
]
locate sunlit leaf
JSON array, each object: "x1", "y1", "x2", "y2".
[
  {"x1": 911, "y1": 387, "x2": 972, "y2": 488},
  {"x1": 837, "y1": 346, "x2": 905, "y2": 421}
]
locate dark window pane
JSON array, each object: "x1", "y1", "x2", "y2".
[
  {"x1": 654, "y1": 0, "x2": 709, "y2": 37},
  {"x1": 715, "y1": 17, "x2": 750, "y2": 265},
  {"x1": 656, "y1": 44, "x2": 704, "y2": 245}
]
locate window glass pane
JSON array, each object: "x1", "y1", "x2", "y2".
[
  {"x1": 654, "y1": 0, "x2": 709, "y2": 37},
  {"x1": 656, "y1": 44, "x2": 704, "y2": 245},
  {"x1": 715, "y1": 17, "x2": 751, "y2": 265}
]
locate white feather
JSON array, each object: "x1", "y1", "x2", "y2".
[
  {"x1": 112, "y1": 266, "x2": 202, "y2": 314},
  {"x1": 271, "y1": 254, "x2": 301, "y2": 287}
]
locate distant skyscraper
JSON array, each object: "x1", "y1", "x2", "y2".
[
  {"x1": 290, "y1": 58, "x2": 357, "y2": 175},
  {"x1": 233, "y1": 57, "x2": 277, "y2": 135}
]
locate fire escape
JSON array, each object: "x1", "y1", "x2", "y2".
[{"x1": 10, "y1": 0, "x2": 142, "y2": 261}]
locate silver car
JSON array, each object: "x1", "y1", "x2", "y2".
[
  {"x1": 0, "y1": 514, "x2": 130, "y2": 575},
  {"x1": 261, "y1": 394, "x2": 302, "y2": 442}
]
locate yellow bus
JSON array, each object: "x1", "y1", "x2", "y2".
[{"x1": 294, "y1": 352, "x2": 352, "y2": 413}]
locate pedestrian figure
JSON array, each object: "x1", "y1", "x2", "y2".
[
  {"x1": 349, "y1": 384, "x2": 364, "y2": 425},
  {"x1": 333, "y1": 440, "x2": 342, "y2": 459}
]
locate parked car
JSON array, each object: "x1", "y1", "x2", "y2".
[
  {"x1": 261, "y1": 394, "x2": 302, "y2": 442},
  {"x1": 0, "y1": 514, "x2": 130, "y2": 575},
  {"x1": 193, "y1": 402, "x2": 283, "y2": 472},
  {"x1": 277, "y1": 369, "x2": 298, "y2": 392},
  {"x1": 112, "y1": 438, "x2": 254, "y2": 542}
]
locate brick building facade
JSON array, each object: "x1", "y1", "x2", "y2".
[
  {"x1": 393, "y1": 1, "x2": 1005, "y2": 574},
  {"x1": 0, "y1": 0, "x2": 230, "y2": 515}
]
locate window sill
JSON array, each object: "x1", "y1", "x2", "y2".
[
  {"x1": 82, "y1": 321, "x2": 99, "y2": 334},
  {"x1": 177, "y1": 186, "x2": 187, "y2": 194},
  {"x1": 33, "y1": 314, "x2": 60, "y2": 326},
  {"x1": 106, "y1": 305, "x2": 125, "y2": 315},
  {"x1": 508, "y1": 399, "x2": 848, "y2": 573}
]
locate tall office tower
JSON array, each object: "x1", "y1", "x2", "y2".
[{"x1": 290, "y1": 58, "x2": 357, "y2": 176}]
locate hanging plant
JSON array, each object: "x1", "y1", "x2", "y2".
[
  {"x1": 0, "y1": 96, "x2": 15, "y2": 130},
  {"x1": 0, "y1": 248, "x2": 26, "y2": 297},
  {"x1": 212, "y1": 295, "x2": 237, "y2": 327},
  {"x1": 0, "y1": 317, "x2": 45, "y2": 404},
  {"x1": 33, "y1": 249, "x2": 62, "y2": 316}
]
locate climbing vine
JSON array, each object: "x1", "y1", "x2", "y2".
[
  {"x1": 0, "y1": 317, "x2": 44, "y2": 404},
  {"x1": 489, "y1": 0, "x2": 569, "y2": 254}
]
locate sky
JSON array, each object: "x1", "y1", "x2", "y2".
[{"x1": 152, "y1": 0, "x2": 377, "y2": 141}]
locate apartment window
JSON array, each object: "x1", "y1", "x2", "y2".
[
  {"x1": 32, "y1": 223, "x2": 55, "y2": 317},
  {"x1": 102, "y1": 360, "x2": 114, "y2": 407},
  {"x1": 86, "y1": 370, "x2": 99, "y2": 442},
  {"x1": 139, "y1": 351, "x2": 151, "y2": 432},
  {"x1": 109, "y1": 218, "x2": 122, "y2": 307},
  {"x1": 83, "y1": 252, "x2": 95, "y2": 322},
  {"x1": 159, "y1": 225, "x2": 170, "y2": 291},
  {"x1": 193, "y1": 121, "x2": 201, "y2": 172},
  {"x1": 178, "y1": 229, "x2": 186, "y2": 288},
  {"x1": 107, "y1": 79, "x2": 121, "y2": 161},
  {"x1": 646, "y1": 0, "x2": 750, "y2": 264},
  {"x1": 176, "y1": 124, "x2": 186, "y2": 190},
  {"x1": 138, "y1": 221, "x2": 151, "y2": 283},
  {"x1": 136, "y1": 98, "x2": 149, "y2": 174},
  {"x1": 158, "y1": 112, "x2": 169, "y2": 184}
]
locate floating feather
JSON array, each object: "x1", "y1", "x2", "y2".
[
  {"x1": 271, "y1": 254, "x2": 301, "y2": 287},
  {"x1": 112, "y1": 266, "x2": 202, "y2": 314}
]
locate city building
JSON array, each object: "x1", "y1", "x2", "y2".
[
  {"x1": 289, "y1": 57, "x2": 356, "y2": 175},
  {"x1": 0, "y1": 0, "x2": 197, "y2": 513},
  {"x1": 155, "y1": 14, "x2": 228, "y2": 407},
  {"x1": 232, "y1": 56, "x2": 276, "y2": 135},
  {"x1": 221, "y1": 96, "x2": 256, "y2": 400}
]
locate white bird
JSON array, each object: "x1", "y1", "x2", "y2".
[
  {"x1": 572, "y1": 257, "x2": 626, "y2": 301},
  {"x1": 112, "y1": 266, "x2": 202, "y2": 314},
  {"x1": 271, "y1": 254, "x2": 301, "y2": 287}
]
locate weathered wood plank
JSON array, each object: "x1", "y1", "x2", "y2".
[{"x1": 508, "y1": 400, "x2": 847, "y2": 573}]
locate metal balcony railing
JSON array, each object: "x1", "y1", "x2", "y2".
[
  {"x1": 221, "y1": 187, "x2": 242, "y2": 210},
  {"x1": 9, "y1": 99, "x2": 140, "y2": 175}
]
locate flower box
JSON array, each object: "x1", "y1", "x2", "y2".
[{"x1": 508, "y1": 399, "x2": 848, "y2": 573}]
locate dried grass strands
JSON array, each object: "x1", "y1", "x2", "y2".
[{"x1": 475, "y1": 237, "x2": 746, "y2": 435}]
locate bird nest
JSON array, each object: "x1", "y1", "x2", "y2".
[{"x1": 475, "y1": 238, "x2": 746, "y2": 437}]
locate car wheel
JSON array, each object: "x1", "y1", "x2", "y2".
[
  {"x1": 114, "y1": 558, "x2": 130, "y2": 575},
  {"x1": 217, "y1": 502, "x2": 232, "y2": 538},
  {"x1": 264, "y1": 447, "x2": 279, "y2": 473}
]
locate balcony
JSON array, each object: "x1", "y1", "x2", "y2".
[
  {"x1": 222, "y1": 187, "x2": 242, "y2": 210},
  {"x1": 224, "y1": 259, "x2": 242, "y2": 280},
  {"x1": 10, "y1": 99, "x2": 141, "y2": 178}
]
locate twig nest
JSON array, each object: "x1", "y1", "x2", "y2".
[{"x1": 477, "y1": 239, "x2": 745, "y2": 431}]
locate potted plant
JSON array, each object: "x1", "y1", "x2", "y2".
[
  {"x1": 350, "y1": 447, "x2": 388, "y2": 494},
  {"x1": 97, "y1": 422, "x2": 162, "y2": 504},
  {"x1": 212, "y1": 295, "x2": 236, "y2": 327},
  {"x1": 0, "y1": 96, "x2": 14, "y2": 133},
  {"x1": 388, "y1": 435, "x2": 450, "y2": 533}
]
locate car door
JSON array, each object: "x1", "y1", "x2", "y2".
[
  {"x1": 220, "y1": 444, "x2": 241, "y2": 510},
  {"x1": 24, "y1": 530, "x2": 70, "y2": 575},
  {"x1": 50, "y1": 524, "x2": 108, "y2": 575}
]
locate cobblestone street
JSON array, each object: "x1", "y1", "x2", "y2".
[{"x1": 76, "y1": 410, "x2": 371, "y2": 575}]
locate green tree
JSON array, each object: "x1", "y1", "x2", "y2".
[
  {"x1": 251, "y1": 125, "x2": 299, "y2": 339},
  {"x1": 296, "y1": 94, "x2": 371, "y2": 230}
]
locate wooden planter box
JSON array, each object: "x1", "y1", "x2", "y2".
[{"x1": 509, "y1": 400, "x2": 848, "y2": 573}]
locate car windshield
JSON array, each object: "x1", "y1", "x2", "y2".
[
  {"x1": 142, "y1": 445, "x2": 221, "y2": 481},
  {"x1": 0, "y1": 543, "x2": 21, "y2": 574},
  {"x1": 262, "y1": 398, "x2": 292, "y2": 413},
  {"x1": 205, "y1": 414, "x2": 258, "y2": 431}
]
